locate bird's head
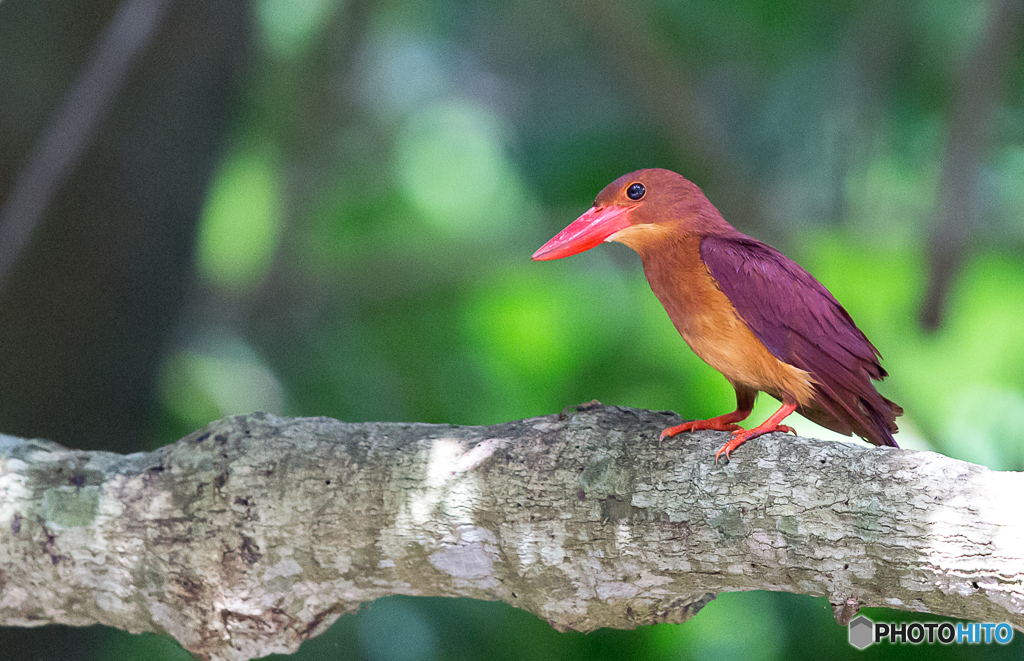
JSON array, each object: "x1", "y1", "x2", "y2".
[{"x1": 532, "y1": 168, "x2": 722, "y2": 261}]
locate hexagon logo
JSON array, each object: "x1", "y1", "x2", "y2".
[{"x1": 849, "y1": 615, "x2": 874, "y2": 649}]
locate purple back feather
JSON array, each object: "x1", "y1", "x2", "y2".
[{"x1": 699, "y1": 234, "x2": 899, "y2": 447}]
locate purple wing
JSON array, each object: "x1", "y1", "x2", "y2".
[{"x1": 700, "y1": 234, "x2": 900, "y2": 447}]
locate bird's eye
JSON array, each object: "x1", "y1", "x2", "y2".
[{"x1": 626, "y1": 183, "x2": 646, "y2": 200}]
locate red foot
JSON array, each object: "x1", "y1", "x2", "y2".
[
  {"x1": 714, "y1": 403, "x2": 799, "y2": 462},
  {"x1": 659, "y1": 409, "x2": 751, "y2": 446}
]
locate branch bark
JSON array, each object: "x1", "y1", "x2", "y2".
[{"x1": 1, "y1": 405, "x2": 1021, "y2": 660}]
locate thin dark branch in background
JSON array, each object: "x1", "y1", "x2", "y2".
[
  {"x1": 0, "y1": 0, "x2": 173, "y2": 292},
  {"x1": 919, "y1": 0, "x2": 1024, "y2": 330}
]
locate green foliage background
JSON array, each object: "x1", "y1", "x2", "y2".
[{"x1": 5, "y1": 0, "x2": 1024, "y2": 658}]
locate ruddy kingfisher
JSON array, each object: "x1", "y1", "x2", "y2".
[{"x1": 532, "y1": 168, "x2": 901, "y2": 460}]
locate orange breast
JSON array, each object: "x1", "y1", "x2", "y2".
[{"x1": 618, "y1": 229, "x2": 816, "y2": 406}]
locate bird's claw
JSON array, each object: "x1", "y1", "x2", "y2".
[
  {"x1": 659, "y1": 420, "x2": 742, "y2": 446},
  {"x1": 713, "y1": 423, "x2": 798, "y2": 462},
  {"x1": 714, "y1": 432, "x2": 751, "y2": 463}
]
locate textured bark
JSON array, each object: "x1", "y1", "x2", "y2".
[{"x1": 0, "y1": 404, "x2": 1021, "y2": 660}]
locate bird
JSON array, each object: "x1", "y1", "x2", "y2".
[{"x1": 532, "y1": 168, "x2": 901, "y2": 460}]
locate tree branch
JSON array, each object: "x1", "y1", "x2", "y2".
[{"x1": 1, "y1": 405, "x2": 1021, "y2": 660}]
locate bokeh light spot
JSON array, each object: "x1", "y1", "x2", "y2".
[
  {"x1": 196, "y1": 149, "x2": 283, "y2": 292},
  {"x1": 160, "y1": 334, "x2": 284, "y2": 428},
  {"x1": 256, "y1": 0, "x2": 337, "y2": 59},
  {"x1": 397, "y1": 101, "x2": 522, "y2": 236},
  {"x1": 653, "y1": 591, "x2": 786, "y2": 661}
]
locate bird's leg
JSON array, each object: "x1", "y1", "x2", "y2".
[
  {"x1": 659, "y1": 409, "x2": 750, "y2": 445},
  {"x1": 659, "y1": 385, "x2": 756, "y2": 445},
  {"x1": 715, "y1": 402, "x2": 798, "y2": 462}
]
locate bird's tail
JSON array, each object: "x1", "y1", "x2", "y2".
[
  {"x1": 868, "y1": 396, "x2": 903, "y2": 448},
  {"x1": 803, "y1": 380, "x2": 902, "y2": 448}
]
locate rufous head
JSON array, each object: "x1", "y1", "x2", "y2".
[{"x1": 532, "y1": 168, "x2": 726, "y2": 261}]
